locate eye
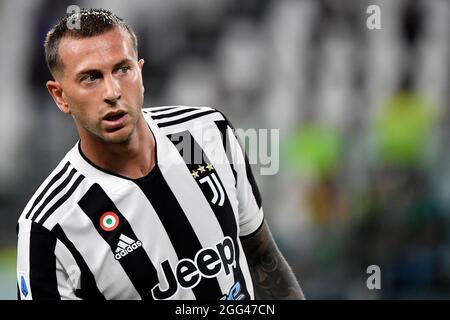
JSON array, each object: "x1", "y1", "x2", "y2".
[
  {"x1": 81, "y1": 75, "x2": 95, "y2": 82},
  {"x1": 118, "y1": 65, "x2": 131, "y2": 74},
  {"x1": 80, "y1": 72, "x2": 101, "y2": 83}
]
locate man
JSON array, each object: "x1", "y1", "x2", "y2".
[{"x1": 16, "y1": 8, "x2": 304, "y2": 300}]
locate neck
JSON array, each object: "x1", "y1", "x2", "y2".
[{"x1": 80, "y1": 117, "x2": 155, "y2": 179}]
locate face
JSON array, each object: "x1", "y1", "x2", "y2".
[{"x1": 47, "y1": 27, "x2": 145, "y2": 145}]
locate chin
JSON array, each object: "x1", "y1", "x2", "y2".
[
  {"x1": 103, "y1": 128, "x2": 134, "y2": 144},
  {"x1": 107, "y1": 136, "x2": 130, "y2": 144}
]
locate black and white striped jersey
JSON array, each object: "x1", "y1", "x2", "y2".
[{"x1": 16, "y1": 106, "x2": 264, "y2": 300}]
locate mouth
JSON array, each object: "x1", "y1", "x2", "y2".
[
  {"x1": 102, "y1": 111, "x2": 128, "y2": 131},
  {"x1": 103, "y1": 111, "x2": 127, "y2": 121}
]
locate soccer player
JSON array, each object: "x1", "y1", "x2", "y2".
[{"x1": 16, "y1": 8, "x2": 304, "y2": 300}]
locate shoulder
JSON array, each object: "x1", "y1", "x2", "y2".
[
  {"x1": 142, "y1": 106, "x2": 230, "y2": 132},
  {"x1": 18, "y1": 147, "x2": 87, "y2": 231}
]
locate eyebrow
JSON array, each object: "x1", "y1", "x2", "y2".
[{"x1": 75, "y1": 58, "x2": 133, "y2": 78}]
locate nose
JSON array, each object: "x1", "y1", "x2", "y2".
[{"x1": 103, "y1": 75, "x2": 121, "y2": 105}]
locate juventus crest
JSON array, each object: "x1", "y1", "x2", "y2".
[{"x1": 192, "y1": 163, "x2": 225, "y2": 207}]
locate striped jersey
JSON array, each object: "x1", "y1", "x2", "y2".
[{"x1": 16, "y1": 106, "x2": 264, "y2": 300}]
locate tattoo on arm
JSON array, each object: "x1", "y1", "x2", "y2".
[{"x1": 241, "y1": 221, "x2": 305, "y2": 300}]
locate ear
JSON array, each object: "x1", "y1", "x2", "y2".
[
  {"x1": 138, "y1": 59, "x2": 145, "y2": 93},
  {"x1": 138, "y1": 58, "x2": 145, "y2": 70},
  {"x1": 46, "y1": 80, "x2": 71, "y2": 115}
]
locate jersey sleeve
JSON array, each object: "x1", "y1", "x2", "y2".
[
  {"x1": 218, "y1": 113, "x2": 264, "y2": 237},
  {"x1": 16, "y1": 219, "x2": 74, "y2": 300}
]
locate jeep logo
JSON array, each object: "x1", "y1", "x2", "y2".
[{"x1": 151, "y1": 236, "x2": 236, "y2": 299}]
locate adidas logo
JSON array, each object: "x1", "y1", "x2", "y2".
[{"x1": 114, "y1": 234, "x2": 142, "y2": 260}]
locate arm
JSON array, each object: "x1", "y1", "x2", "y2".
[
  {"x1": 241, "y1": 220, "x2": 305, "y2": 300},
  {"x1": 17, "y1": 220, "x2": 60, "y2": 300}
]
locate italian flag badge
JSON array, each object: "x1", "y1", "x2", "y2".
[{"x1": 100, "y1": 211, "x2": 119, "y2": 231}]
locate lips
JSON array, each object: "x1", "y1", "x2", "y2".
[
  {"x1": 102, "y1": 111, "x2": 128, "y2": 131},
  {"x1": 103, "y1": 110, "x2": 126, "y2": 120},
  {"x1": 104, "y1": 113, "x2": 124, "y2": 121}
]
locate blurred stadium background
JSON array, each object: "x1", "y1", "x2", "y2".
[{"x1": 1, "y1": 0, "x2": 449, "y2": 299}]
